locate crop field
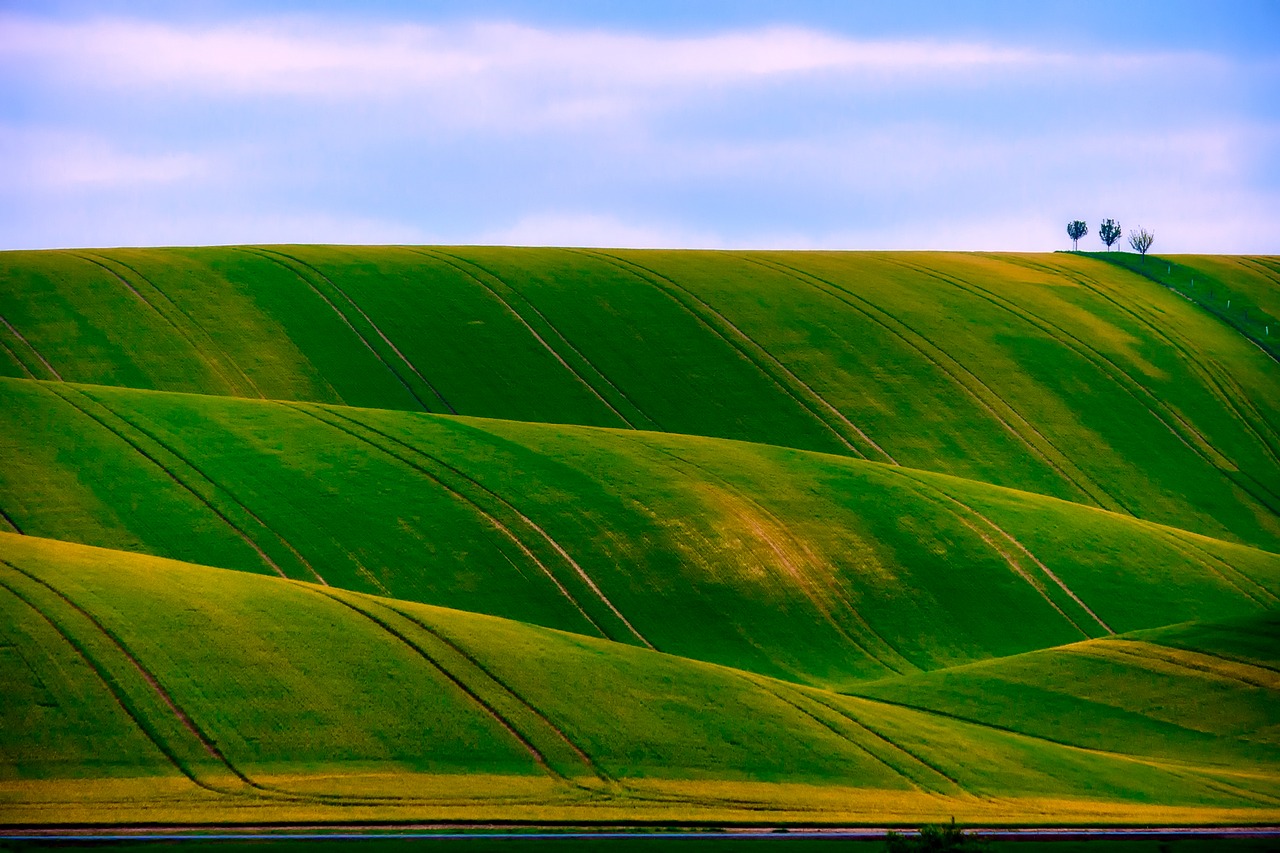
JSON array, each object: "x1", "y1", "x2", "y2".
[{"x1": 0, "y1": 248, "x2": 1277, "y2": 828}]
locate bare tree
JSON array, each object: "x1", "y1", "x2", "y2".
[
  {"x1": 1129, "y1": 228, "x2": 1154, "y2": 258},
  {"x1": 1067, "y1": 220, "x2": 1087, "y2": 251},
  {"x1": 1099, "y1": 219, "x2": 1121, "y2": 251}
]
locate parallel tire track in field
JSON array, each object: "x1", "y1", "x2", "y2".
[
  {"x1": 753, "y1": 254, "x2": 1115, "y2": 510},
  {"x1": 80, "y1": 253, "x2": 264, "y2": 399},
  {"x1": 0, "y1": 560, "x2": 253, "y2": 798},
  {"x1": 410, "y1": 248, "x2": 649, "y2": 431},
  {"x1": 802, "y1": 691, "x2": 974, "y2": 797},
  {"x1": 235, "y1": 248, "x2": 434, "y2": 413},
  {"x1": 621, "y1": 435, "x2": 913, "y2": 676},
  {"x1": 0, "y1": 338, "x2": 38, "y2": 380},
  {"x1": 1006, "y1": 257, "x2": 1280, "y2": 509},
  {"x1": 70, "y1": 253, "x2": 249, "y2": 398},
  {"x1": 1025, "y1": 256, "x2": 1280, "y2": 466},
  {"x1": 380, "y1": 601, "x2": 614, "y2": 786},
  {"x1": 732, "y1": 672, "x2": 942, "y2": 796},
  {"x1": 304, "y1": 588, "x2": 566, "y2": 783},
  {"x1": 1098, "y1": 640, "x2": 1279, "y2": 691},
  {"x1": 41, "y1": 384, "x2": 290, "y2": 580},
  {"x1": 329, "y1": 405, "x2": 654, "y2": 650},
  {"x1": 902, "y1": 255, "x2": 1280, "y2": 522},
  {"x1": 845, "y1": 689, "x2": 1280, "y2": 806},
  {"x1": 281, "y1": 402, "x2": 613, "y2": 643},
  {"x1": 579, "y1": 249, "x2": 892, "y2": 463},
  {"x1": 891, "y1": 471, "x2": 1110, "y2": 638},
  {"x1": 258, "y1": 248, "x2": 457, "y2": 414},
  {"x1": 1146, "y1": 527, "x2": 1277, "y2": 609},
  {"x1": 69, "y1": 387, "x2": 328, "y2": 586},
  {"x1": 0, "y1": 314, "x2": 61, "y2": 380}
]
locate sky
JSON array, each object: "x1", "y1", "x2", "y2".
[{"x1": 2, "y1": 1, "x2": 1277, "y2": 251}]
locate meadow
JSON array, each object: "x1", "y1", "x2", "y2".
[{"x1": 0, "y1": 248, "x2": 1276, "y2": 828}]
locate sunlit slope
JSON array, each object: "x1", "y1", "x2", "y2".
[
  {"x1": 1, "y1": 248, "x2": 1277, "y2": 549},
  {"x1": 849, "y1": 612, "x2": 1280, "y2": 773},
  {"x1": 2, "y1": 533, "x2": 1275, "y2": 824},
  {"x1": 3, "y1": 377, "x2": 1277, "y2": 689}
]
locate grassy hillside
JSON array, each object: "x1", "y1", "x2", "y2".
[
  {"x1": 3, "y1": 533, "x2": 1276, "y2": 826},
  {"x1": 1, "y1": 248, "x2": 1277, "y2": 550},
  {"x1": 1089, "y1": 253, "x2": 1280, "y2": 363},
  {"x1": 2, "y1": 377, "x2": 1277, "y2": 689},
  {"x1": 1, "y1": 246, "x2": 1276, "y2": 828}
]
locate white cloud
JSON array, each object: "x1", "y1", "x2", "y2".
[
  {"x1": 0, "y1": 13, "x2": 1217, "y2": 104},
  {"x1": 0, "y1": 128, "x2": 212, "y2": 189}
]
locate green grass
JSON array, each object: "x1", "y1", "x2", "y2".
[
  {"x1": 1, "y1": 248, "x2": 1276, "y2": 551},
  {"x1": 2, "y1": 379, "x2": 1277, "y2": 690},
  {"x1": 1, "y1": 247, "x2": 1277, "y2": 827},
  {"x1": 1086, "y1": 253, "x2": 1280, "y2": 363},
  {"x1": 2, "y1": 533, "x2": 1276, "y2": 826}
]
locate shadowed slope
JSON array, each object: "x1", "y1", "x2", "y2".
[
  {"x1": 2, "y1": 533, "x2": 1275, "y2": 825},
  {"x1": 1, "y1": 248, "x2": 1276, "y2": 549},
  {"x1": 2, "y1": 377, "x2": 1276, "y2": 689}
]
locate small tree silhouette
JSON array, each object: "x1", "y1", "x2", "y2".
[
  {"x1": 1129, "y1": 228, "x2": 1154, "y2": 259},
  {"x1": 1067, "y1": 220, "x2": 1088, "y2": 251},
  {"x1": 1099, "y1": 219, "x2": 1121, "y2": 251}
]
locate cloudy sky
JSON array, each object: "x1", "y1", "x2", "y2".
[{"x1": 2, "y1": 1, "x2": 1277, "y2": 251}]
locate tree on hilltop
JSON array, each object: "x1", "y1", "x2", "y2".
[
  {"x1": 1099, "y1": 219, "x2": 1121, "y2": 251},
  {"x1": 1129, "y1": 227, "x2": 1154, "y2": 259},
  {"x1": 1067, "y1": 220, "x2": 1087, "y2": 251}
]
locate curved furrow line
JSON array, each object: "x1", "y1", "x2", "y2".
[
  {"x1": 329, "y1": 406, "x2": 655, "y2": 650},
  {"x1": 304, "y1": 587, "x2": 566, "y2": 782},
  {"x1": 1015, "y1": 257, "x2": 1280, "y2": 474},
  {"x1": 1098, "y1": 640, "x2": 1278, "y2": 691},
  {"x1": 1033, "y1": 264, "x2": 1280, "y2": 514},
  {"x1": 0, "y1": 505, "x2": 22, "y2": 534},
  {"x1": 255, "y1": 247, "x2": 456, "y2": 414},
  {"x1": 72, "y1": 388, "x2": 327, "y2": 586},
  {"x1": 802, "y1": 692, "x2": 975, "y2": 795},
  {"x1": 0, "y1": 313, "x2": 61, "y2": 380},
  {"x1": 382, "y1": 601, "x2": 612, "y2": 784},
  {"x1": 622, "y1": 436, "x2": 913, "y2": 676},
  {"x1": 904, "y1": 256, "x2": 1266, "y2": 504},
  {"x1": 843, "y1": 689, "x2": 1276, "y2": 799},
  {"x1": 40, "y1": 384, "x2": 288, "y2": 580},
  {"x1": 0, "y1": 561, "x2": 255, "y2": 798},
  {"x1": 5, "y1": 561, "x2": 458, "y2": 808},
  {"x1": 432, "y1": 249, "x2": 663, "y2": 430},
  {"x1": 1239, "y1": 257, "x2": 1280, "y2": 291},
  {"x1": 233, "y1": 248, "x2": 422, "y2": 412},
  {"x1": 84, "y1": 253, "x2": 264, "y2": 399},
  {"x1": 577, "y1": 249, "x2": 889, "y2": 463},
  {"x1": 0, "y1": 572, "x2": 236, "y2": 798},
  {"x1": 1047, "y1": 259, "x2": 1280, "y2": 464},
  {"x1": 888, "y1": 471, "x2": 1100, "y2": 638},
  {"x1": 407, "y1": 248, "x2": 645, "y2": 431},
  {"x1": 0, "y1": 338, "x2": 38, "y2": 379},
  {"x1": 731, "y1": 672, "x2": 935, "y2": 794},
  {"x1": 755, "y1": 254, "x2": 1117, "y2": 511},
  {"x1": 281, "y1": 402, "x2": 610, "y2": 641},
  {"x1": 1145, "y1": 527, "x2": 1275, "y2": 609},
  {"x1": 70, "y1": 253, "x2": 247, "y2": 398}
]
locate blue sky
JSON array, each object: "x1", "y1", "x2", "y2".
[{"x1": 2, "y1": 1, "x2": 1277, "y2": 251}]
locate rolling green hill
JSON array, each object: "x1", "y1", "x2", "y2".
[
  {"x1": 1, "y1": 248, "x2": 1277, "y2": 551},
  {"x1": 0, "y1": 247, "x2": 1277, "y2": 827},
  {"x1": 2, "y1": 378, "x2": 1277, "y2": 689},
  {"x1": 3, "y1": 533, "x2": 1276, "y2": 826}
]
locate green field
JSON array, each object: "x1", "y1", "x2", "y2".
[{"x1": 0, "y1": 248, "x2": 1276, "y2": 827}]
